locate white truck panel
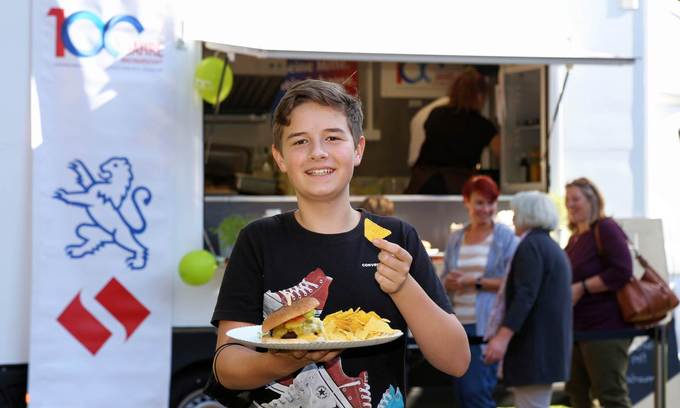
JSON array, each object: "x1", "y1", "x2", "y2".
[
  {"x1": 550, "y1": 63, "x2": 641, "y2": 218},
  {"x1": 0, "y1": 0, "x2": 31, "y2": 365}
]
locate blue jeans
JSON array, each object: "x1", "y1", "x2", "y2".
[{"x1": 452, "y1": 324, "x2": 498, "y2": 408}]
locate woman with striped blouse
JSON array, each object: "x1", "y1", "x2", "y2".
[{"x1": 442, "y1": 175, "x2": 518, "y2": 408}]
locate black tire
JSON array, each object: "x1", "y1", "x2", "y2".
[
  {"x1": 170, "y1": 365, "x2": 224, "y2": 408},
  {"x1": 0, "y1": 364, "x2": 28, "y2": 408}
]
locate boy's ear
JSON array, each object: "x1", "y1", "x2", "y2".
[
  {"x1": 271, "y1": 144, "x2": 287, "y2": 173},
  {"x1": 353, "y1": 135, "x2": 366, "y2": 167}
]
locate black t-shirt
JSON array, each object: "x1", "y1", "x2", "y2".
[
  {"x1": 211, "y1": 210, "x2": 452, "y2": 407},
  {"x1": 416, "y1": 106, "x2": 497, "y2": 169}
]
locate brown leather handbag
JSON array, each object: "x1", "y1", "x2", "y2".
[{"x1": 594, "y1": 220, "x2": 679, "y2": 327}]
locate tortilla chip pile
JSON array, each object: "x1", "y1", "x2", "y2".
[
  {"x1": 322, "y1": 308, "x2": 397, "y2": 341},
  {"x1": 364, "y1": 219, "x2": 392, "y2": 242}
]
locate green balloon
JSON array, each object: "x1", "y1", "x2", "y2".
[
  {"x1": 179, "y1": 250, "x2": 217, "y2": 286},
  {"x1": 194, "y1": 57, "x2": 233, "y2": 105}
]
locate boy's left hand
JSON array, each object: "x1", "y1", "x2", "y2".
[
  {"x1": 372, "y1": 238, "x2": 412, "y2": 294},
  {"x1": 270, "y1": 349, "x2": 342, "y2": 365}
]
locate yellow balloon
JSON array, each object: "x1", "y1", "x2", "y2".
[{"x1": 194, "y1": 57, "x2": 233, "y2": 105}]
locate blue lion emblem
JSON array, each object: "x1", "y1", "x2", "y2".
[{"x1": 53, "y1": 157, "x2": 152, "y2": 270}]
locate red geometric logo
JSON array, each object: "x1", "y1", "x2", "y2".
[
  {"x1": 57, "y1": 292, "x2": 112, "y2": 355},
  {"x1": 57, "y1": 278, "x2": 150, "y2": 355},
  {"x1": 95, "y1": 278, "x2": 150, "y2": 339}
]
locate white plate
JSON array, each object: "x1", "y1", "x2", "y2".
[{"x1": 227, "y1": 325, "x2": 403, "y2": 350}]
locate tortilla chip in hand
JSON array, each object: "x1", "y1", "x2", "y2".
[{"x1": 364, "y1": 218, "x2": 391, "y2": 242}]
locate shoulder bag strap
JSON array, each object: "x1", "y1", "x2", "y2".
[
  {"x1": 608, "y1": 218, "x2": 642, "y2": 260},
  {"x1": 593, "y1": 220, "x2": 604, "y2": 257},
  {"x1": 594, "y1": 218, "x2": 633, "y2": 257},
  {"x1": 601, "y1": 219, "x2": 647, "y2": 280}
]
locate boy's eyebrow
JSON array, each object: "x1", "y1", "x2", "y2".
[
  {"x1": 286, "y1": 131, "x2": 307, "y2": 139},
  {"x1": 323, "y1": 128, "x2": 347, "y2": 134},
  {"x1": 285, "y1": 128, "x2": 347, "y2": 139}
]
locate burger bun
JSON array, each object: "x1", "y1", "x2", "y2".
[{"x1": 262, "y1": 297, "x2": 320, "y2": 333}]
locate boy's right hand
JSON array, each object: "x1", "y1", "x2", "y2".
[{"x1": 372, "y1": 238, "x2": 413, "y2": 294}]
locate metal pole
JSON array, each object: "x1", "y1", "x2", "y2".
[{"x1": 653, "y1": 324, "x2": 668, "y2": 408}]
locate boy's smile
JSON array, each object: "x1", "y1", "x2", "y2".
[
  {"x1": 273, "y1": 102, "x2": 365, "y2": 203},
  {"x1": 306, "y1": 168, "x2": 334, "y2": 176}
]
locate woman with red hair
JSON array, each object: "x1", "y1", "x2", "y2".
[{"x1": 442, "y1": 175, "x2": 518, "y2": 408}]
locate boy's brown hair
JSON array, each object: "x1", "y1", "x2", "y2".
[{"x1": 272, "y1": 79, "x2": 364, "y2": 151}]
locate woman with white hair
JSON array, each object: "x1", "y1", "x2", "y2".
[{"x1": 484, "y1": 191, "x2": 572, "y2": 408}]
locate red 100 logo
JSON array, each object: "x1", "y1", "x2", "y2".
[{"x1": 48, "y1": 7, "x2": 145, "y2": 58}]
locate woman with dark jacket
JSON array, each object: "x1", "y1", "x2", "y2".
[
  {"x1": 564, "y1": 177, "x2": 633, "y2": 408},
  {"x1": 484, "y1": 191, "x2": 572, "y2": 408}
]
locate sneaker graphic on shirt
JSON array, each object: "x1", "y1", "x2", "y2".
[
  {"x1": 263, "y1": 268, "x2": 333, "y2": 318},
  {"x1": 324, "y1": 358, "x2": 371, "y2": 407},
  {"x1": 376, "y1": 385, "x2": 404, "y2": 408},
  {"x1": 260, "y1": 358, "x2": 371, "y2": 408}
]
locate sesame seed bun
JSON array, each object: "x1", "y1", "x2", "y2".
[{"x1": 262, "y1": 297, "x2": 320, "y2": 333}]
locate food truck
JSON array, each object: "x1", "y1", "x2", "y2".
[{"x1": 1, "y1": 0, "x2": 678, "y2": 407}]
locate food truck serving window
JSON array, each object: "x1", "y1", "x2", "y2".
[{"x1": 185, "y1": 0, "x2": 635, "y2": 196}]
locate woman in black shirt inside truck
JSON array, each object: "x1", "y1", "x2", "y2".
[{"x1": 406, "y1": 67, "x2": 500, "y2": 194}]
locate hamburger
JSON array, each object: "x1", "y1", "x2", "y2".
[{"x1": 262, "y1": 297, "x2": 324, "y2": 341}]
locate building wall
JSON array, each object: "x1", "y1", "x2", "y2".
[{"x1": 644, "y1": 1, "x2": 680, "y2": 276}]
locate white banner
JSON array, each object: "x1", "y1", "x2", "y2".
[{"x1": 29, "y1": 0, "x2": 202, "y2": 406}]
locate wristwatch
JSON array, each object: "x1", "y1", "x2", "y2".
[{"x1": 475, "y1": 277, "x2": 483, "y2": 291}]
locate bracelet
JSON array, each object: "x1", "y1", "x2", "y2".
[
  {"x1": 581, "y1": 280, "x2": 590, "y2": 295},
  {"x1": 475, "y1": 277, "x2": 483, "y2": 291},
  {"x1": 212, "y1": 342, "x2": 242, "y2": 386}
]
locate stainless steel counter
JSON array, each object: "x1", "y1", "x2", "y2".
[{"x1": 204, "y1": 195, "x2": 512, "y2": 256}]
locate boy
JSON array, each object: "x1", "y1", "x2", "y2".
[{"x1": 209, "y1": 79, "x2": 469, "y2": 407}]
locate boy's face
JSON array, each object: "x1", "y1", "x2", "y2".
[{"x1": 272, "y1": 102, "x2": 365, "y2": 202}]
